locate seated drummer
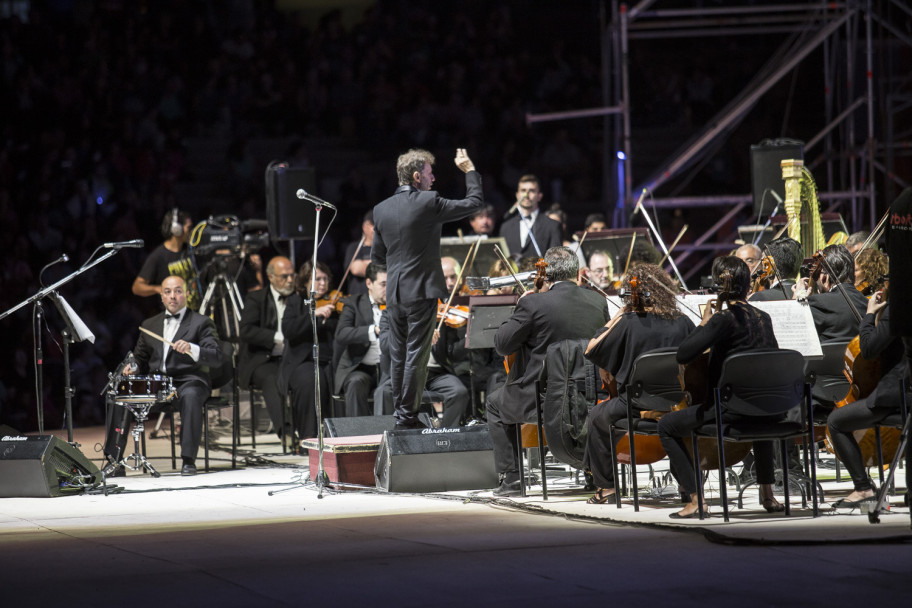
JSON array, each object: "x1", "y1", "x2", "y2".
[
  {"x1": 582, "y1": 263, "x2": 695, "y2": 504},
  {"x1": 103, "y1": 276, "x2": 222, "y2": 477},
  {"x1": 658, "y1": 256, "x2": 782, "y2": 518},
  {"x1": 826, "y1": 286, "x2": 906, "y2": 508}
]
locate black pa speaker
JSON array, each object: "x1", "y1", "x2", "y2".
[
  {"x1": 265, "y1": 160, "x2": 318, "y2": 241},
  {"x1": 324, "y1": 414, "x2": 432, "y2": 438},
  {"x1": 0, "y1": 433, "x2": 100, "y2": 497},
  {"x1": 374, "y1": 425, "x2": 497, "y2": 493},
  {"x1": 750, "y1": 139, "x2": 804, "y2": 218}
]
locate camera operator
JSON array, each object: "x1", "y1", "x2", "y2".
[{"x1": 133, "y1": 207, "x2": 201, "y2": 311}]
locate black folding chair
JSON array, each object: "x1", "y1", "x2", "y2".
[{"x1": 691, "y1": 349, "x2": 817, "y2": 521}]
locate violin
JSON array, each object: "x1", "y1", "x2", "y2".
[
  {"x1": 315, "y1": 289, "x2": 347, "y2": 314},
  {"x1": 750, "y1": 255, "x2": 776, "y2": 293},
  {"x1": 533, "y1": 258, "x2": 548, "y2": 291},
  {"x1": 437, "y1": 300, "x2": 469, "y2": 328}
]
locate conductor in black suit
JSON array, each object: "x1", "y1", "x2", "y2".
[
  {"x1": 371, "y1": 148, "x2": 484, "y2": 428},
  {"x1": 104, "y1": 276, "x2": 222, "y2": 476},
  {"x1": 498, "y1": 174, "x2": 563, "y2": 261},
  {"x1": 486, "y1": 247, "x2": 610, "y2": 496}
]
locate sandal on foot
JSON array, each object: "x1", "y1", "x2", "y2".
[{"x1": 761, "y1": 498, "x2": 785, "y2": 513}]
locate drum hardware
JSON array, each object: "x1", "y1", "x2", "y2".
[{"x1": 108, "y1": 374, "x2": 176, "y2": 477}]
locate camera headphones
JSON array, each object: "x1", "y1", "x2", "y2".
[{"x1": 169, "y1": 207, "x2": 183, "y2": 237}]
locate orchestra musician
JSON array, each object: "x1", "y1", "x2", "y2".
[
  {"x1": 344, "y1": 210, "x2": 375, "y2": 296},
  {"x1": 792, "y1": 244, "x2": 867, "y2": 341},
  {"x1": 468, "y1": 203, "x2": 497, "y2": 237},
  {"x1": 825, "y1": 287, "x2": 905, "y2": 507},
  {"x1": 499, "y1": 174, "x2": 563, "y2": 260},
  {"x1": 582, "y1": 263, "x2": 695, "y2": 504},
  {"x1": 747, "y1": 236, "x2": 801, "y2": 301},
  {"x1": 238, "y1": 256, "x2": 295, "y2": 439},
  {"x1": 279, "y1": 261, "x2": 338, "y2": 447},
  {"x1": 658, "y1": 256, "x2": 783, "y2": 517},
  {"x1": 486, "y1": 246, "x2": 610, "y2": 496},
  {"x1": 371, "y1": 148, "x2": 483, "y2": 429},
  {"x1": 103, "y1": 275, "x2": 222, "y2": 477},
  {"x1": 734, "y1": 243, "x2": 762, "y2": 276},
  {"x1": 584, "y1": 250, "x2": 615, "y2": 292},
  {"x1": 332, "y1": 263, "x2": 387, "y2": 418},
  {"x1": 854, "y1": 248, "x2": 888, "y2": 296}
]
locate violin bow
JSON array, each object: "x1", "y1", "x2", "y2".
[
  {"x1": 332, "y1": 234, "x2": 366, "y2": 306},
  {"x1": 854, "y1": 210, "x2": 889, "y2": 258},
  {"x1": 493, "y1": 244, "x2": 527, "y2": 295},
  {"x1": 574, "y1": 230, "x2": 589, "y2": 255},
  {"x1": 436, "y1": 240, "x2": 478, "y2": 333},
  {"x1": 580, "y1": 274, "x2": 621, "y2": 309},
  {"x1": 760, "y1": 245, "x2": 789, "y2": 300},
  {"x1": 632, "y1": 189, "x2": 689, "y2": 291},
  {"x1": 622, "y1": 232, "x2": 637, "y2": 277},
  {"x1": 658, "y1": 224, "x2": 688, "y2": 266}
]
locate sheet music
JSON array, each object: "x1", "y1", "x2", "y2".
[{"x1": 751, "y1": 299, "x2": 822, "y2": 358}]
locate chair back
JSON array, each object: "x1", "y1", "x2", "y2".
[
  {"x1": 804, "y1": 340, "x2": 850, "y2": 402},
  {"x1": 627, "y1": 348, "x2": 685, "y2": 412},
  {"x1": 718, "y1": 349, "x2": 806, "y2": 417}
]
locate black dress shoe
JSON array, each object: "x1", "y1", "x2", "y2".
[
  {"x1": 493, "y1": 479, "x2": 522, "y2": 497},
  {"x1": 102, "y1": 462, "x2": 126, "y2": 478},
  {"x1": 181, "y1": 463, "x2": 197, "y2": 476}
]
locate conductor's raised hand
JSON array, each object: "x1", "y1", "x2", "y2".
[{"x1": 454, "y1": 148, "x2": 475, "y2": 173}]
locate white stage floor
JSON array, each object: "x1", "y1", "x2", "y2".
[{"x1": 1, "y1": 423, "x2": 910, "y2": 607}]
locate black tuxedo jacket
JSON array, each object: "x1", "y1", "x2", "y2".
[
  {"x1": 239, "y1": 288, "x2": 281, "y2": 387},
  {"x1": 133, "y1": 309, "x2": 221, "y2": 387},
  {"x1": 278, "y1": 292, "x2": 337, "y2": 394},
  {"x1": 748, "y1": 279, "x2": 796, "y2": 302},
  {"x1": 808, "y1": 283, "x2": 869, "y2": 341},
  {"x1": 493, "y1": 281, "x2": 610, "y2": 423},
  {"x1": 371, "y1": 171, "x2": 484, "y2": 306},
  {"x1": 332, "y1": 293, "x2": 379, "y2": 391},
  {"x1": 498, "y1": 212, "x2": 563, "y2": 260}
]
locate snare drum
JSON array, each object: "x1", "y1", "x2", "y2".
[{"x1": 114, "y1": 374, "x2": 175, "y2": 404}]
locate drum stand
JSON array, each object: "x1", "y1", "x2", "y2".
[{"x1": 117, "y1": 402, "x2": 161, "y2": 478}]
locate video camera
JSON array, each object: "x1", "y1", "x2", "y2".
[{"x1": 190, "y1": 215, "x2": 269, "y2": 258}]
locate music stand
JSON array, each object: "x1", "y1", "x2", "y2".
[
  {"x1": 575, "y1": 228, "x2": 652, "y2": 272},
  {"x1": 466, "y1": 295, "x2": 518, "y2": 350},
  {"x1": 440, "y1": 237, "x2": 510, "y2": 277}
]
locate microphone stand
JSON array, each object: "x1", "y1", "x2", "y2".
[
  {"x1": 632, "y1": 190, "x2": 689, "y2": 291},
  {"x1": 752, "y1": 193, "x2": 783, "y2": 247},
  {"x1": 1, "y1": 248, "x2": 117, "y2": 436}
]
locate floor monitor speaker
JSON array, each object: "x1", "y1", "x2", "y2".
[
  {"x1": 0, "y1": 433, "x2": 100, "y2": 497},
  {"x1": 374, "y1": 425, "x2": 497, "y2": 493}
]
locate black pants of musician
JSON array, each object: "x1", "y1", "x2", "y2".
[
  {"x1": 287, "y1": 361, "x2": 332, "y2": 440},
  {"x1": 374, "y1": 369, "x2": 470, "y2": 428},
  {"x1": 104, "y1": 378, "x2": 208, "y2": 462},
  {"x1": 484, "y1": 386, "x2": 520, "y2": 477},
  {"x1": 657, "y1": 405, "x2": 779, "y2": 496},
  {"x1": 340, "y1": 363, "x2": 381, "y2": 418},
  {"x1": 386, "y1": 299, "x2": 436, "y2": 426},
  {"x1": 827, "y1": 364, "x2": 906, "y2": 493},
  {"x1": 584, "y1": 396, "x2": 630, "y2": 490},
  {"x1": 249, "y1": 359, "x2": 283, "y2": 434}
]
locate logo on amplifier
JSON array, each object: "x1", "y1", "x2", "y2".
[
  {"x1": 1, "y1": 435, "x2": 26, "y2": 441},
  {"x1": 436, "y1": 439, "x2": 450, "y2": 448}
]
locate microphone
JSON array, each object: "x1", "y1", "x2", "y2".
[
  {"x1": 57, "y1": 253, "x2": 69, "y2": 264},
  {"x1": 296, "y1": 189, "x2": 337, "y2": 210},
  {"x1": 768, "y1": 189, "x2": 783, "y2": 216},
  {"x1": 103, "y1": 239, "x2": 145, "y2": 249}
]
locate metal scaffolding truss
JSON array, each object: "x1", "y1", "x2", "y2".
[{"x1": 604, "y1": 0, "x2": 912, "y2": 283}]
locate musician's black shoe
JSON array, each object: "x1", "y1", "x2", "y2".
[
  {"x1": 493, "y1": 471, "x2": 522, "y2": 497},
  {"x1": 102, "y1": 462, "x2": 126, "y2": 478},
  {"x1": 181, "y1": 463, "x2": 198, "y2": 476}
]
